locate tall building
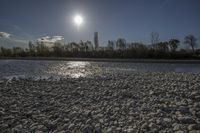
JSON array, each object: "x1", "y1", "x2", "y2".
[{"x1": 94, "y1": 32, "x2": 99, "y2": 51}]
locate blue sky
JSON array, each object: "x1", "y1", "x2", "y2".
[{"x1": 0, "y1": 0, "x2": 200, "y2": 46}]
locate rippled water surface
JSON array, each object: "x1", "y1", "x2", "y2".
[{"x1": 0, "y1": 60, "x2": 200, "y2": 80}]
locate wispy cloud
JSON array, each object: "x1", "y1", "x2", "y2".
[
  {"x1": 0, "y1": 32, "x2": 11, "y2": 38},
  {"x1": 0, "y1": 31, "x2": 30, "y2": 48},
  {"x1": 0, "y1": 19, "x2": 34, "y2": 40}
]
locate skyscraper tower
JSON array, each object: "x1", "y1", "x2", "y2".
[{"x1": 94, "y1": 32, "x2": 99, "y2": 51}]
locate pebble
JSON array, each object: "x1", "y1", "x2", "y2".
[
  {"x1": 83, "y1": 125, "x2": 93, "y2": 133},
  {"x1": 68, "y1": 124, "x2": 75, "y2": 130},
  {"x1": 0, "y1": 72, "x2": 200, "y2": 132},
  {"x1": 126, "y1": 128, "x2": 135, "y2": 133},
  {"x1": 189, "y1": 130, "x2": 200, "y2": 133},
  {"x1": 188, "y1": 124, "x2": 200, "y2": 130},
  {"x1": 178, "y1": 106, "x2": 190, "y2": 114},
  {"x1": 173, "y1": 124, "x2": 183, "y2": 131},
  {"x1": 106, "y1": 127, "x2": 113, "y2": 132},
  {"x1": 178, "y1": 116, "x2": 196, "y2": 124},
  {"x1": 163, "y1": 118, "x2": 172, "y2": 123},
  {"x1": 141, "y1": 123, "x2": 148, "y2": 129},
  {"x1": 174, "y1": 130, "x2": 184, "y2": 133}
]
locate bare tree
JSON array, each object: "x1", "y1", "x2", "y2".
[
  {"x1": 157, "y1": 42, "x2": 169, "y2": 52},
  {"x1": 184, "y1": 35, "x2": 198, "y2": 54},
  {"x1": 107, "y1": 40, "x2": 115, "y2": 51},
  {"x1": 53, "y1": 42, "x2": 64, "y2": 56},
  {"x1": 13, "y1": 47, "x2": 25, "y2": 57},
  {"x1": 28, "y1": 41, "x2": 36, "y2": 56},
  {"x1": 169, "y1": 39, "x2": 180, "y2": 52},
  {"x1": 151, "y1": 32, "x2": 160, "y2": 45},
  {"x1": 85, "y1": 41, "x2": 93, "y2": 51}
]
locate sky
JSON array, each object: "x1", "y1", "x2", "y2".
[{"x1": 0, "y1": 0, "x2": 200, "y2": 47}]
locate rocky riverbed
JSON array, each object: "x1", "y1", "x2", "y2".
[{"x1": 0, "y1": 72, "x2": 200, "y2": 133}]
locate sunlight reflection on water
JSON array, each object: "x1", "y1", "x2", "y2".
[
  {"x1": 47, "y1": 61, "x2": 93, "y2": 78},
  {"x1": 1, "y1": 60, "x2": 200, "y2": 80}
]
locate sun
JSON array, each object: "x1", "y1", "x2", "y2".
[{"x1": 74, "y1": 15, "x2": 83, "y2": 26}]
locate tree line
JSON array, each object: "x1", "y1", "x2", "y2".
[{"x1": 0, "y1": 33, "x2": 199, "y2": 59}]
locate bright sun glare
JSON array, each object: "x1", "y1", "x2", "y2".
[{"x1": 74, "y1": 15, "x2": 83, "y2": 26}]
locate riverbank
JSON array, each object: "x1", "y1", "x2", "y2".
[
  {"x1": 1, "y1": 57, "x2": 200, "y2": 64},
  {"x1": 0, "y1": 72, "x2": 200, "y2": 132}
]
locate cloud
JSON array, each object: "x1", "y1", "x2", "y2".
[
  {"x1": 0, "y1": 31, "x2": 29, "y2": 48},
  {"x1": 37, "y1": 36, "x2": 64, "y2": 44},
  {"x1": 0, "y1": 32, "x2": 11, "y2": 38},
  {"x1": 51, "y1": 36, "x2": 64, "y2": 42}
]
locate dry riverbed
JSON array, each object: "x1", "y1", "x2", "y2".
[{"x1": 0, "y1": 72, "x2": 200, "y2": 133}]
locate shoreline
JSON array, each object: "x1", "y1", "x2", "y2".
[{"x1": 0, "y1": 57, "x2": 200, "y2": 64}]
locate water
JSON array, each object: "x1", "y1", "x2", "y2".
[{"x1": 0, "y1": 59, "x2": 200, "y2": 80}]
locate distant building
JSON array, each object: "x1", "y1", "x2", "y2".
[
  {"x1": 66, "y1": 41, "x2": 94, "y2": 52},
  {"x1": 98, "y1": 46, "x2": 106, "y2": 51},
  {"x1": 94, "y1": 32, "x2": 99, "y2": 51}
]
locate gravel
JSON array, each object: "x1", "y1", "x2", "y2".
[{"x1": 0, "y1": 72, "x2": 200, "y2": 132}]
